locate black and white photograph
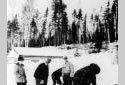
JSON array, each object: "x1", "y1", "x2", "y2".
[{"x1": 7, "y1": 0, "x2": 118, "y2": 85}]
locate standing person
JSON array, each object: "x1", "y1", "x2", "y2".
[
  {"x1": 62, "y1": 56, "x2": 74, "y2": 85},
  {"x1": 34, "y1": 58, "x2": 52, "y2": 85},
  {"x1": 14, "y1": 55, "x2": 27, "y2": 85}
]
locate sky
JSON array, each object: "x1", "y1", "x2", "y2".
[{"x1": 7, "y1": 0, "x2": 113, "y2": 21}]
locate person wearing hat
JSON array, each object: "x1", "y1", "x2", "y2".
[
  {"x1": 62, "y1": 56, "x2": 74, "y2": 85},
  {"x1": 14, "y1": 55, "x2": 27, "y2": 85},
  {"x1": 34, "y1": 58, "x2": 52, "y2": 85}
]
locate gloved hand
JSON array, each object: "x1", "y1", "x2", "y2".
[{"x1": 40, "y1": 80, "x2": 44, "y2": 84}]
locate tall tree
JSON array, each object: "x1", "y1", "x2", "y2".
[
  {"x1": 8, "y1": 15, "x2": 20, "y2": 48},
  {"x1": 111, "y1": 0, "x2": 118, "y2": 41},
  {"x1": 72, "y1": 9, "x2": 77, "y2": 21},
  {"x1": 72, "y1": 20, "x2": 77, "y2": 43},
  {"x1": 62, "y1": 12, "x2": 68, "y2": 44},
  {"x1": 30, "y1": 17, "x2": 38, "y2": 39},
  {"x1": 77, "y1": 8, "x2": 83, "y2": 44},
  {"x1": 103, "y1": 0, "x2": 118, "y2": 43},
  {"x1": 51, "y1": 0, "x2": 67, "y2": 46},
  {"x1": 77, "y1": 9, "x2": 82, "y2": 20},
  {"x1": 47, "y1": 22, "x2": 53, "y2": 46},
  {"x1": 7, "y1": 20, "x2": 12, "y2": 53},
  {"x1": 103, "y1": 1, "x2": 110, "y2": 42},
  {"x1": 29, "y1": 17, "x2": 38, "y2": 47},
  {"x1": 37, "y1": 8, "x2": 49, "y2": 47},
  {"x1": 82, "y1": 14, "x2": 87, "y2": 43}
]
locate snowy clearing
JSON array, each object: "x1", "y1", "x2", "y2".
[{"x1": 7, "y1": 44, "x2": 118, "y2": 85}]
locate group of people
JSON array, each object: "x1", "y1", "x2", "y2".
[{"x1": 14, "y1": 55, "x2": 100, "y2": 85}]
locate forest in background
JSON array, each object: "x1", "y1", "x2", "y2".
[{"x1": 7, "y1": 0, "x2": 118, "y2": 53}]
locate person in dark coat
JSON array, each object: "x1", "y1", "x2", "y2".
[
  {"x1": 73, "y1": 63, "x2": 100, "y2": 85},
  {"x1": 34, "y1": 58, "x2": 52, "y2": 85},
  {"x1": 51, "y1": 68, "x2": 62, "y2": 85}
]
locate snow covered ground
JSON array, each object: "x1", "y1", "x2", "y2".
[{"x1": 7, "y1": 43, "x2": 118, "y2": 85}]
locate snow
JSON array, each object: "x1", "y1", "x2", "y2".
[
  {"x1": 7, "y1": 47, "x2": 64, "y2": 59},
  {"x1": 7, "y1": 43, "x2": 118, "y2": 85}
]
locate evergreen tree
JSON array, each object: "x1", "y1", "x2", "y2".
[
  {"x1": 77, "y1": 8, "x2": 83, "y2": 44},
  {"x1": 77, "y1": 8, "x2": 82, "y2": 20},
  {"x1": 30, "y1": 17, "x2": 38, "y2": 39},
  {"x1": 103, "y1": 0, "x2": 117, "y2": 43},
  {"x1": 92, "y1": 14, "x2": 105, "y2": 52},
  {"x1": 83, "y1": 14, "x2": 87, "y2": 43},
  {"x1": 62, "y1": 12, "x2": 68, "y2": 44},
  {"x1": 8, "y1": 15, "x2": 20, "y2": 47},
  {"x1": 47, "y1": 22, "x2": 53, "y2": 46},
  {"x1": 29, "y1": 17, "x2": 38, "y2": 47},
  {"x1": 103, "y1": 1, "x2": 113, "y2": 42},
  {"x1": 7, "y1": 20, "x2": 12, "y2": 53},
  {"x1": 72, "y1": 20, "x2": 77, "y2": 43},
  {"x1": 51, "y1": 0, "x2": 67, "y2": 46},
  {"x1": 111, "y1": 0, "x2": 118, "y2": 41},
  {"x1": 72, "y1": 9, "x2": 77, "y2": 20}
]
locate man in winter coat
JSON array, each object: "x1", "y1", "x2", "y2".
[
  {"x1": 62, "y1": 56, "x2": 74, "y2": 85},
  {"x1": 73, "y1": 63, "x2": 100, "y2": 85},
  {"x1": 14, "y1": 55, "x2": 27, "y2": 85},
  {"x1": 34, "y1": 58, "x2": 52, "y2": 85},
  {"x1": 51, "y1": 68, "x2": 62, "y2": 85}
]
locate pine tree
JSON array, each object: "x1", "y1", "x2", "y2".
[
  {"x1": 72, "y1": 9, "x2": 77, "y2": 20},
  {"x1": 29, "y1": 17, "x2": 38, "y2": 47},
  {"x1": 72, "y1": 20, "x2": 77, "y2": 44},
  {"x1": 62, "y1": 12, "x2": 68, "y2": 44},
  {"x1": 103, "y1": 1, "x2": 112, "y2": 42},
  {"x1": 7, "y1": 20, "x2": 12, "y2": 53},
  {"x1": 83, "y1": 14, "x2": 87, "y2": 43},
  {"x1": 8, "y1": 15, "x2": 20, "y2": 47},
  {"x1": 77, "y1": 9, "x2": 82, "y2": 20},
  {"x1": 48, "y1": 22, "x2": 53, "y2": 46},
  {"x1": 92, "y1": 14, "x2": 104, "y2": 52},
  {"x1": 51, "y1": 0, "x2": 67, "y2": 46},
  {"x1": 111, "y1": 0, "x2": 118, "y2": 41},
  {"x1": 103, "y1": 0, "x2": 117, "y2": 43},
  {"x1": 77, "y1": 8, "x2": 83, "y2": 44}
]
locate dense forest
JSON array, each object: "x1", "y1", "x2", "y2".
[{"x1": 7, "y1": 0, "x2": 118, "y2": 53}]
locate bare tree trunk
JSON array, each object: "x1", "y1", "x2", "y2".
[
  {"x1": 11, "y1": 31, "x2": 13, "y2": 48},
  {"x1": 17, "y1": 35, "x2": 19, "y2": 47},
  {"x1": 64, "y1": 34, "x2": 65, "y2": 45},
  {"x1": 54, "y1": 31, "x2": 56, "y2": 46},
  {"x1": 114, "y1": 12, "x2": 117, "y2": 42},
  {"x1": 82, "y1": 33, "x2": 84, "y2": 44},
  {"x1": 54, "y1": 28, "x2": 56, "y2": 46},
  {"x1": 114, "y1": 15, "x2": 116, "y2": 42},
  {"x1": 107, "y1": 28, "x2": 110, "y2": 43},
  {"x1": 49, "y1": 33, "x2": 50, "y2": 46}
]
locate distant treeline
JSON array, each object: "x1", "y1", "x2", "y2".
[{"x1": 7, "y1": 0, "x2": 118, "y2": 53}]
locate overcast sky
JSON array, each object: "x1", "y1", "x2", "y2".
[{"x1": 7, "y1": 0, "x2": 113, "y2": 21}]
